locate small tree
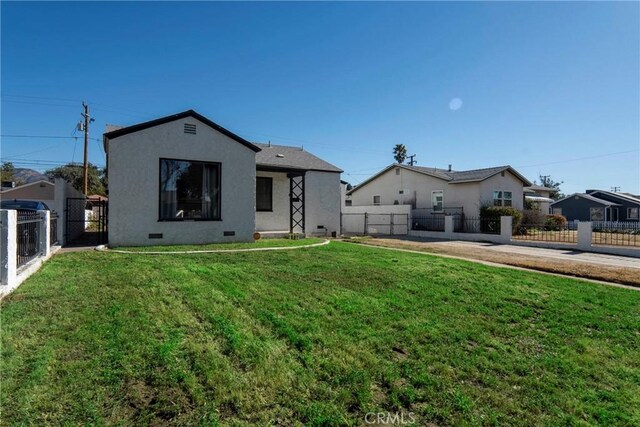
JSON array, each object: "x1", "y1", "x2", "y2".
[
  {"x1": 538, "y1": 174, "x2": 564, "y2": 200},
  {"x1": 393, "y1": 144, "x2": 407, "y2": 164},
  {"x1": 46, "y1": 163, "x2": 106, "y2": 195},
  {"x1": 1, "y1": 161, "x2": 16, "y2": 182}
]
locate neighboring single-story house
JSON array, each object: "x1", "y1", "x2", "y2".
[
  {"x1": 550, "y1": 190, "x2": 640, "y2": 222},
  {"x1": 524, "y1": 184, "x2": 556, "y2": 213},
  {"x1": 0, "y1": 178, "x2": 87, "y2": 244},
  {"x1": 346, "y1": 163, "x2": 532, "y2": 218},
  {"x1": 104, "y1": 110, "x2": 342, "y2": 246},
  {"x1": 0, "y1": 180, "x2": 55, "y2": 208}
]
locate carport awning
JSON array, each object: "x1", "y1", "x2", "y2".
[{"x1": 525, "y1": 195, "x2": 554, "y2": 203}]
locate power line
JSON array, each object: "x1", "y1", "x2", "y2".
[
  {"x1": 346, "y1": 165, "x2": 389, "y2": 173},
  {"x1": 1, "y1": 134, "x2": 101, "y2": 142},
  {"x1": 94, "y1": 138, "x2": 106, "y2": 163},
  {"x1": 344, "y1": 173, "x2": 362, "y2": 184},
  {"x1": 0, "y1": 144, "x2": 61, "y2": 159},
  {"x1": 515, "y1": 149, "x2": 639, "y2": 168},
  {"x1": 3, "y1": 94, "x2": 152, "y2": 118},
  {"x1": 2, "y1": 94, "x2": 81, "y2": 103},
  {"x1": 1, "y1": 99, "x2": 78, "y2": 109},
  {"x1": 0, "y1": 158, "x2": 104, "y2": 168}
]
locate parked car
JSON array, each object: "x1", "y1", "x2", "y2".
[{"x1": 0, "y1": 199, "x2": 50, "y2": 211}]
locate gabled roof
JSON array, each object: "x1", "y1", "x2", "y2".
[
  {"x1": 103, "y1": 110, "x2": 261, "y2": 152},
  {"x1": 254, "y1": 143, "x2": 342, "y2": 173},
  {"x1": 347, "y1": 163, "x2": 531, "y2": 195},
  {"x1": 588, "y1": 190, "x2": 640, "y2": 205},
  {"x1": 448, "y1": 165, "x2": 532, "y2": 185},
  {"x1": 551, "y1": 193, "x2": 621, "y2": 207},
  {"x1": 0, "y1": 179, "x2": 54, "y2": 194},
  {"x1": 401, "y1": 165, "x2": 453, "y2": 181}
]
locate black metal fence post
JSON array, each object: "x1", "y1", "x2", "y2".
[{"x1": 364, "y1": 212, "x2": 368, "y2": 235}]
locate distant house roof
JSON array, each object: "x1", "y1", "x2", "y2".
[
  {"x1": 254, "y1": 143, "x2": 343, "y2": 173},
  {"x1": 103, "y1": 110, "x2": 261, "y2": 153},
  {"x1": 348, "y1": 163, "x2": 531, "y2": 195},
  {"x1": 588, "y1": 190, "x2": 640, "y2": 205},
  {"x1": 0, "y1": 179, "x2": 54, "y2": 194},
  {"x1": 525, "y1": 184, "x2": 556, "y2": 193},
  {"x1": 551, "y1": 193, "x2": 621, "y2": 207}
]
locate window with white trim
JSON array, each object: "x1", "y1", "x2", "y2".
[
  {"x1": 493, "y1": 191, "x2": 513, "y2": 207},
  {"x1": 628, "y1": 207, "x2": 639, "y2": 220},
  {"x1": 431, "y1": 190, "x2": 443, "y2": 212},
  {"x1": 373, "y1": 195, "x2": 381, "y2": 206}
]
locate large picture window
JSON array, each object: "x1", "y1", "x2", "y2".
[
  {"x1": 159, "y1": 158, "x2": 221, "y2": 220},
  {"x1": 256, "y1": 177, "x2": 273, "y2": 212}
]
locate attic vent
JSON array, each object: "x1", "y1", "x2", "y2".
[
  {"x1": 276, "y1": 154, "x2": 285, "y2": 158},
  {"x1": 184, "y1": 123, "x2": 197, "y2": 134}
]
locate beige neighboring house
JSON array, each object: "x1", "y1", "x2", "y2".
[
  {"x1": 104, "y1": 110, "x2": 342, "y2": 247},
  {"x1": 0, "y1": 180, "x2": 55, "y2": 209},
  {"x1": 524, "y1": 184, "x2": 556, "y2": 214},
  {"x1": 0, "y1": 178, "x2": 86, "y2": 244},
  {"x1": 347, "y1": 163, "x2": 532, "y2": 217}
]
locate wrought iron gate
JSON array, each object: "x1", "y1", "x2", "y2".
[
  {"x1": 65, "y1": 197, "x2": 108, "y2": 246},
  {"x1": 340, "y1": 213, "x2": 409, "y2": 236}
]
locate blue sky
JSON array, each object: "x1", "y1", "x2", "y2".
[{"x1": 2, "y1": 1, "x2": 638, "y2": 194}]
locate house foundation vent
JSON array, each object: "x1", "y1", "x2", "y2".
[{"x1": 184, "y1": 123, "x2": 197, "y2": 134}]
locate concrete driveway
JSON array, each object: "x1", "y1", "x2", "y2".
[{"x1": 432, "y1": 240, "x2": 640, "y2": 270}]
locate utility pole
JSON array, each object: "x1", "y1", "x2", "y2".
[
  {"x1": 81, "y1": 102, "x2": 94, "y2": 196},
  {"x1": 407, "y1": 154, "x2": 417, "y2": 166},
  {"x1": 611, "y1": 186, "x2": 621, "y2": 192}
]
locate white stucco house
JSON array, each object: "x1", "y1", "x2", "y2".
[
  {"x1": 104, "y1": 110, "x2": 342, "y2": 246},
  {"x1": 524, "y1": 184, "x2": 556, "y2": 214},
  {"x1": 347, "y1": 163, "x2": 532, "y2": 217}
]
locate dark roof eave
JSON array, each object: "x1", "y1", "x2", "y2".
[
  {"x1": 103, "y1": 109, "x2": 261, "y2": 153},
  {"x1": 257, "y1": 164, "x2": 342, "y2": 173},
  {"x1": 550, "y1": 194, "x2": 621, "y2": 206}
]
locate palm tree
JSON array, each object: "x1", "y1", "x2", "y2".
[{"x1": 393, "y1": 144, "x2": 407, "y2": 164}]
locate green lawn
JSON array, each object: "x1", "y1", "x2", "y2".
[{"x1": 1, "y1": 241, "x2": 639, "y2": 426}]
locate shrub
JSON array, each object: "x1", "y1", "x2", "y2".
[
  {"x1": 522, "y1": 209, "x2": 545, "y2": 226},
  {"x1": 480, "y1": 206, "x2": 523, "y2": 233},
  {"x1": 544, "y1": 214, "x2": 567, "y2": 231}
]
